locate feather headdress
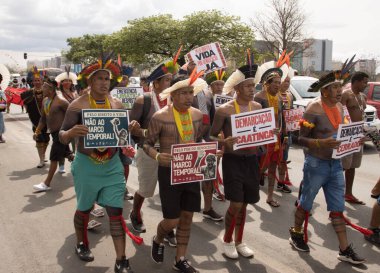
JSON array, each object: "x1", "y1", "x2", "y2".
[
  {"x1": 147, "y1": 46, "x2": 182, "y2": 83},
  {"x1": 32, "y1": 66, "x2": 41, "y2": 79},
  {"x1": 308, "y1": 55, "x2": 358, "y2": 92},
  {"x1": 159, "y1": 67, "x2": 207, "y2": 101},
  {"x1": 204, "y1": 69, "x2": 228, "y2": 85},
  {"x1": 77, "y1": 52, "x2": 122, "y2": 90},
  {"x1": 256, "y1": 50, "x2": 293, "y2": 83},
  {"x1": 222, "y1": 49, "x2": 259, "y2": 95},
  {"x1": 55, "y1": 65, "x2": 77, "y2": 85}
]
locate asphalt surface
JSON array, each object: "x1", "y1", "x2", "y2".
[{"x1": 0, "y1": 105, "x2": 379, "y2": 273}]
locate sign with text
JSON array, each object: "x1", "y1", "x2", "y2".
[
  {"x1": 185, "y1": 42, "x2": 227, "y2": 74},
  {"x1": 284, "y1": 108, "x2": 304, "y2": 131},
  {"x1": 82, "y1": 109, "x2": 129, "y2": 148},
  {"x1": 231, "y1": 107, "x2": 277, "y2": 150},
  {"x1": 171, "y1": 142, "x2": 218, "y2": 185},
  {"x1": 332, "y1": 121, "x2": 364, "y2": 159},
  {"x1": 110, "y1": 87, "x2": 143, "y2": 110},
  {"x1": 214, "y1": 94, "x2": 233, "y2": 108}
]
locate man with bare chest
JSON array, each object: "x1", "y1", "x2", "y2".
[
  {"x1": 59, "y1": 58, "x2": 139, "y2": 273},
  {"x1": 210, "y1": 63, "x2": 261, "y2": 259},
  {"x1": 32, "y1": 78, "x2": 73, "y2": 192},
  {"x1": 289, "y1": 68, "x2": 365, "y2": 265},
  {"x1": 254, "y1": 69, "x2": 289, "y2": 208},
  {"x1": 341, "y1": 72, "x2": 369, "y2": 205}
]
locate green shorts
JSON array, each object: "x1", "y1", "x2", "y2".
[{"x1": 71, "y1": 152, "x2": 125, "y2": 211}]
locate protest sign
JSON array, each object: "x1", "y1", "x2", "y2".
[
  {"x1": 110, "y1": 87, "x2": 143, "y2": 109},
  {"x1": 171, "y1": 142, "x2": 218, "y2": 185},
  {"x1": 214, "y1": 94, "x2": 233, "y2": 108},
  {"x1": 82, "y1": 109, "x2": 129, "y2": 148},
  {"x1": 284, "y1": 108, "x2": 304, "y2": 131},
  {"x1": 185, "y1": 42, "x2": 227, "y2": 74},
  {"x1": 231, "y1": 107, "x2": 277, "y2": 150},
  {"x1": 332, "y1": 121, "x2": 364, "y2": 159}
]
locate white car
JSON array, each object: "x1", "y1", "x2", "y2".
[{"x1": 289, "y1": 76, "x2": 380, "y2": 133}]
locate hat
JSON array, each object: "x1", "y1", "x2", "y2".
[
  {"x1": 147, "y1": 46, "x2": 182, "y2": 83},
  {"x1": 308, "y1": 55, "x2": 357, "y2": 92},
  {"x1": 222, "y1": 49, "x2": 259, "y2": 95},
  {"x1": 257, "y1": 51, "x2": 293, "y2": 83},
  {"x1": 55, "y1": 65, "x2": 77, "y2": 85},
  {"x1": 159, "y1": 68, "x2": 207, "y2": 101},
  {"x1": 77, "y1": 52, "x2": 122, "y2": 90},
  {"x1": 204, "y1": 69, "x2": 228, "y2": 85}
]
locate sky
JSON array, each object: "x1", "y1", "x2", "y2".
[{"x1": 0, "y1": 0, "x2": 379, "y2": 70}]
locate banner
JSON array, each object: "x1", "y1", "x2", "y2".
[
  {"x1": 214, "y1": 94, "x2": 233, "y2": 108},
  {"x1": 110, "y1": 87, "x2": 143, "y2": 110},
  {"x1": 185, "y1": 42, "x2": 227, "y2": 74},
  {"x1": 82, "y1": 109, "x2": 129, "y2": 148},
  {"x1": 171, "y1": 142, "x2": 218, "y2": 185},
  {"x1": 231, "y1": 107, "x2": 277, "y2": 150},
  {"x1": 332, "y1": 121, "x2": 364, "y2": 159},
  {"x1": 5, "y1": 87, "x2": 27, "y2": 106},
  {"x1": 284, "y1": 108, "x2": 304, "y2": 131}
]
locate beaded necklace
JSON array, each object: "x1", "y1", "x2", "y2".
[{"x1": 173, "y1": 106, "x2": 194, "y2": 143}]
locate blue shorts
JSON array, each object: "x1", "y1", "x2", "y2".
[{"x1": 299, "y1": 154, "x2": 345, "y2": 212}]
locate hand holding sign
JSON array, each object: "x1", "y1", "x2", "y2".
[
  {"x1": 321, "y1": 137, "x2": 342, "y2": 149},
  {"x1": 69, "y1": 124, "x2": 89, "y2": 138},
  {"x1": 157, "y1": 152, "x2": 173, "y2": 165},
  {"x1": 224, "y1": 136, "x2": 239, "y2": 150}
]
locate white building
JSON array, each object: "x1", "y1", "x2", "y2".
[{"x1": 302, "y1": 39, "x2": 333, "y2": 72}]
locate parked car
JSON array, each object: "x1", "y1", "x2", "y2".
[
  {"x1": 289, "y1": 76, "x2": 380, "y2": 136},
  {"x1": 363, "y1": 82, "x2": 380, "y2": 118}
]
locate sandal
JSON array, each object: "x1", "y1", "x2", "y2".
[
  {"x1": 90, "y1": 208, "x2": 105, "y2": 217},
  {"x1": 87, "y1": 220, "x2": 102, "y2": 230},
  {"x1": 344, "y1": 194, "x2": 365, "y2": 205},
  {"x1": 266, "y1": 200, "x2": 280, "y2": 207}
]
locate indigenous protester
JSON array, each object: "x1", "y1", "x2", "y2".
[
  {"x1": 205, "y1": 69, "x2": 228, "y2": 202},
  {"x1": 289, "y1": 59, "x2": 368, "y2": 265},
  {"x1": 205, "y1": 69, "x2": 227, "y2": 96},
  {"x1": 254, "y1": 56, "x2": 290, "y2": 208},
  {"x1": 55, "y1": 66, "x2": 79, "y2": 104},
  {"x1": 140, "y1": 76, "x2": 150, "y2": 93},
  {"x1": 210, "y1": 56, "x2": 261, "y2": 259},
  {"x1": 32, "y1": 78, "x2": 73, "y2": 192},
  {"x1": 128, "y1": 51, "x2": 181, "y2": 246},
  {"x1": 365, "y1": 176, "x2": 380, "y2": 245},
  {"x1": 21, "y1": 67, "x2": 50, "y2": 168},
  {"x1": 115, "y1": 77, "x2": 135, "y2": 201},
  {"x1": 145, "y1": 72, "x2": 206, "y2": 273},
  {"x1": 55, "y1": 67, "x2": 79, "y2": 173},
  {"x1": 0, "y1": 73, "x2": 6, "y2": 143},
  {"x1": 192, "y1": 74, "x2": 222, "y2": 222},
  {"x1": 341, "y1": 71, "x2": 369, "y2": 205},
  {"x1": 59, "y1": 55, "x2": 141, "y2": 273}
]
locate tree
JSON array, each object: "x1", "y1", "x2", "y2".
[
  {"x1": 251, "y1": 0, "x2": 311, "y2": 58},
  {"x1": 64, "y1": 10, "x2": 255, "y2": 70},
  {"x1": 65, "y1": 34, "x2": 111, "y2": 64}
]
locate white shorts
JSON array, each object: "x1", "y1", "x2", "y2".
[{"x1": 136, "y1": 148, "x2": 158, "y2": 198}]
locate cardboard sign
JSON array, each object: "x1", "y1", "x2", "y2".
[
  {"x1": 231, "y1": 108, "x2": 277, "y2": 150},
  {"x1": 171, "y1": 142, "x2": 218, "y2": 185},
  {"x1": 332, "y1": 121, "x2": 364, "y2": 159},
  {"x1": 82, "y1": 109, "x2": 129, "y2": 148},
  {"x1": 110, "y1": 87, "x2": 143, "y2": 110},
  {"x1": 185, "y1": 42, "x2": 227, "y2": 74},
  {"x1": 214, "y1": 94, "x2": 233, "y2": 108},
  {"x1": 284, "y1": 108, "x2": 304, "y2": 131}
]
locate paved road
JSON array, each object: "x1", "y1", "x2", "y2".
[{"x1": 0, "y1": 106, "x2": 379, "y2": 273}]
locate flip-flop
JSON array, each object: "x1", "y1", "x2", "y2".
[
  {"x1": 87, "y1": 220, "x2": 102, "y2": 230},
  {"x1": 90, "y1": 208, "x2": 105, "y2": 217},
  {"x1": 345, "y1": 195, "x2": 365, "y2": 205},
  {"x1": 266, "y1": 200, "x2": 280, "y2": 207}
]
